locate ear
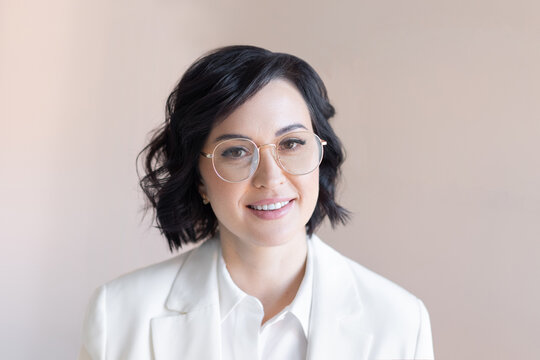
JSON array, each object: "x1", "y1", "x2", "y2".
[
  {"x1": 198, "y1": 180, "x2": 209, "y2": 204},
  {"x1": 198, "y1": 178, "x2": 206, "y2": 197}
]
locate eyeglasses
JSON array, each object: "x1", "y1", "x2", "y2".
[{"x1": 201, "y1": 131, "x2": 327, "y2": 183}]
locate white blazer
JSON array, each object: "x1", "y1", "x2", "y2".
[{"x1": 78, "y1": 235, "x2": 434, "y2": 359}]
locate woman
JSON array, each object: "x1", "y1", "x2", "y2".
[{"x1": 79, "y1": 45, "x2": 434, "y2": 360}]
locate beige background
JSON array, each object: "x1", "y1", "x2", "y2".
[{"x1": 2, "y1": 0, "x2": 539, "y2": 359}]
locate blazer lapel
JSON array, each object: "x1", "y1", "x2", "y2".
[
  {"x1": 151, "y1": 240, "x2": 222, "y2": 360},
  {"x1": 306, "y1": 236, "x2": 374, "y2": 360},
  {"x1": 150, "y1": 236, "x2": 375, "y2": 359}
]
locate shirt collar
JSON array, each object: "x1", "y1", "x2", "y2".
[
  {"x1": 217, "y1": 238, "x2": 313, "y2": 337},
  {"x1": 217, "y1": 245, "x2": 246, "y2": 320},
  {"x1": 285, "y1": 238, "x2": 313, "y2": 337}
]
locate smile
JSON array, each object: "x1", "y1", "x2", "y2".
[{"x1": 248, "y1": 200, "x2": 290, "y2": 211}]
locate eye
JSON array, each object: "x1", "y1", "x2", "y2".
[
  {"x1": 279, "y1": 137, "x2": 306, "y2": 151},
  {"x1": 220, "y1": 146, "x2": 251, "y2": 159}
]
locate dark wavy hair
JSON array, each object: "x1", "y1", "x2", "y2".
[{"x1": 139, "y1": 45, "x2": 349, "y2": 251}]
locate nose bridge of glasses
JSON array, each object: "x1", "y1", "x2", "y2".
[{"x1": 258, "y1": 143, "x2": 278, "y2": 160}]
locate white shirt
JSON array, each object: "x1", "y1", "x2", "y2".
[{"x1": 217, "y1": 240, "x2": 313, "y2": 360}]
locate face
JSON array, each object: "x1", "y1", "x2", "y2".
[{"x1": 198, "y1": 79, "x2": 320, "y2": 250}]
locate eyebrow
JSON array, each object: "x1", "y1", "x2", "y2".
[
  {"x1": 213, "y1": 123, "x2": 308, "y2": 143},
  {"x1": 275, "y1": 123, "x2": 308, "y2": 137}
]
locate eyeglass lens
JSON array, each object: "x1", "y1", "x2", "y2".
[{"x1": 212, "y1": 132, "x2": 323, "y2": 182}]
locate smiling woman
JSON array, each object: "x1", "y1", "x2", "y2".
[
  {"x1": 198, "y1": 80, "x2": 322, "y2": 252},
  {"x1": 78, "y1": 46, "x2": 434, "y2": 360}
]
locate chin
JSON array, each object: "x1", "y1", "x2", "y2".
[{"x1": 245, "y1": 227, "x2": 307, "y2": 248}]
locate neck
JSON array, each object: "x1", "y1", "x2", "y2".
[{"x1": 220, "y1": 230, "x2": 308, "y2": 323}]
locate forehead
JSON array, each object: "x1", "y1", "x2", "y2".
[{"x1": 208, "y1": 79, "x2": 313, "y2": 141}]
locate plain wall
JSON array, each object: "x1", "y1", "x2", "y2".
[{"x1": 1, "y1": 0, "x2": 539, "y2": 358}]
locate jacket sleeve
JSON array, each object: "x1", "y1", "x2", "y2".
[
  {"x1": 77, "y1": 285, "x2": 107, "y2": 360},
  {"x1": 414, "y1": 299, "x2": 434, "y2": 359}
]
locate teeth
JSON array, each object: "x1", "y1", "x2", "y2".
[{"x1": 250, "y1": 200, "x2": 290, "y2": 211}]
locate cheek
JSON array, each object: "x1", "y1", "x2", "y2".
[
  {"x1": 201, "y1": 172, "x2": 244, "y2": 212},
  {"x1": 298, "y1": 171, "x2": 320, "y2": 207},
  {"x1": 311, "y1": 174, "x2": 320, "y2": 204}
]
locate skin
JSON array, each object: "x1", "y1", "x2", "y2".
[{"x1": 198, "y1": 79, "x2": 320, "y2": 323}]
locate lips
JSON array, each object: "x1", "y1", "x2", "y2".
[{"x1": 246, "y1": 198, "x2": 295, "y2": 220}]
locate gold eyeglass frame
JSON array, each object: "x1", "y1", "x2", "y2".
[{"x1": 200, "y1": 131, "x2": 327, "y2": 183}]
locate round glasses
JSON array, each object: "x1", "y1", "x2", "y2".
[{"x1": 201, "y1": 131, "x2": 327, "y2": 183}]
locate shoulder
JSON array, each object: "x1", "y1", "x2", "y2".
[
  {"x1": 79, "y1": 240, "x2": 219, "y2": 358},
  {"x1": 93, "y1": 240, "x2": 216, "y2": 313},
  {"x1": 310, "y1": 235, "x2": 433, "y2": 358},
  {"x1": 311, "y1": 234, "x2": 427, "y2": 326},
  {"x1": 345, "y1": 253, "x2": 421, "y2": 312},
  {"x1": 312, "y1": 235, "x2": 418, "y2": 296},
  {"x1": 104, "y1": 252, "x2": 186, "y2": 301}
]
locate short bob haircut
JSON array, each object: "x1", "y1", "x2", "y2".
[{"x1": 139, "y1": 45, "x2": 349, "y2": 251}]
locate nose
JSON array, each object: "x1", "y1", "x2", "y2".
[{"x1": 251, "y1": 145, "x2": 287, "y2": 189}]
